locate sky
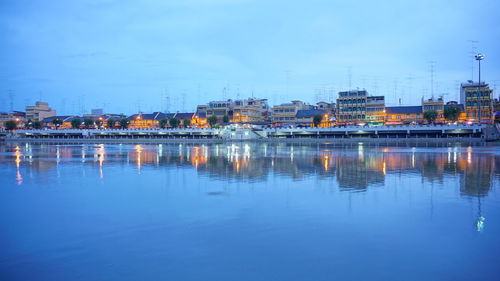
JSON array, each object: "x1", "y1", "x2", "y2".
[{"x1": 1, "y1": 0, "x2": 499, "y2": 115}]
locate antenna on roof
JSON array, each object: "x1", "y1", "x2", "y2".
[
  {"x1": 429, "y1": 61, "x2": 437, "y2": 99},
  {"x1": 407, "y1": 74, "x2": 415, "y2": 98},
  {"x1": 347, "y1": 67, "x2": 352, "y2": 90},
  {"x1": 8, "y1": 90, "x2": 14, "y2": 111},
  {"x1": 222, "y1": 87, "x2": 227, "y2": 100},
  {"x1": 285, "y1": 69, "x2": 290, "y2": 97},
  {"x1": 468, "y1": 40, "x2": 478, "y2": 82}
]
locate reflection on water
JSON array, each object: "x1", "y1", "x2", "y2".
[
  {"x1": 1, "y1": 142, "x2": 500, "y2": 281},
  {"x1": 2, "y1": 143, "x2": 498, "y2": 197}
]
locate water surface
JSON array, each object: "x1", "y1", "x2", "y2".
[{"x1": 0, "y1": 143, "x2": 499, "y2": 281}]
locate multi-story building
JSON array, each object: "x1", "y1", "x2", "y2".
[
  {"x1": 366, "y1": 96, "x2": 385, "y2": 124},
  {"x1": 494, "y1": 98, "x2": 500, "y2": 123},
  {"x1": 315, "y1": 102, "x2": 335, "y2": 113},
  {"x1": 271, "y1": 100, "x2": 310, "y2": 123},
  {"x1": 460, "y1": 82, "x2": 494, "y2": 123},
  {"x1": 336, "y1": 90, "x2": 384, "y2": 124},
  {"x1": 202, "y1": 98, "x2": 268, "y2": 123},
  {"x1": 206, "y1": 100, "x2": 234, "y2": 121},
  {"x1": 232, "y1": 98, "x2": 268, "y2": 123},
  {"x1": 421, "y1": 97, "x2": 445, "y2": 123},
  {"x1": 25, "y1": 101, "x2": 56, "y2": 121}
]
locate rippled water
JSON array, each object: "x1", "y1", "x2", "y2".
[{"x1": 0, "y1": 142, "x2": 499, "y2": 281}]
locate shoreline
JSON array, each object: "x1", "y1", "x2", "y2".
[{"x1": 2, "y1": 137, "x2": 490, "y2": 145}]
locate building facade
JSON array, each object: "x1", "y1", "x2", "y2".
[
  {"x1": 25, "y1": 101, "x2": 56, "y2": 121},
  {"x1": 366, "y1": 96, "x2": 385, "y2": 124},
  {"x1": 460, "y1": 82, "x2": 494, "y2": 123},
  {"x1": 385, "y1": 106, "x2": 423, "y2": 124},
  {"x1": 206, "y1": 100, "x2": 234, "y2": 121},
  {"x1": 336, "y1": 90, "x2": 384, "y2": 124},
  {"x1": 232, "y1": 98, "x2": 268, "y2": 123},
  {"x1": 271, "y1": 100, "x2": 310, "y2": 123},
  {"x1": 295, "y1": 109, "x2": 330, "y2": 127}
]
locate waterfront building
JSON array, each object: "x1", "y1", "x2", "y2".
[
  {"x1": 42, "y1": 116, "x2": 79, "y2": 129},
  {"x1": 202, "y1": 98, "x2": 268, "y2": 123},
  {"x1": 85, "y1": 114, "x2": 126, "y2": 128},
  {"x1": 315, "y1": 102, "x2": 336, "y2": 114},
  {"x1": 174, "y1": 112, "x2": 196, "y2": 127},
  {"x1": 271, "y1": 100, "x2": 311, "y2": 124},
  {"x1": 128, "y1": 112, "x2": 173, "y2": 128},
  {"x1": 206, "y1": 100, "x2": 234, "y2": 121},
  {"x1": 444, "y1": 103, "x2": 467, "y2": 123},
  {"x1": 366, "y1": 96, "x2": 385, "y2": 124},
  {"x1": 191, "y1": 112, "x2": 207, "y2": 127},
  {"x1": 25, "y1": 101, "x2": 56, "y2": 121},
  {"x1": 0, "y1": 111, "x2": 25, "y2": 129},
  {"x1": 460, "y1": 82, "x2": 494, "y2": 123},
  {"x1": 295, "y1": 109, "x2": 331, "y2": 127},
  {"x1": 421, "y1": 97, "x2": 445, "y2": 123},
  {"x1": 336, "y1": 90, "x2": 385, "y2": 125},
  {"x1": 385, "y1": 106, "x2": 423, "y2": 125},
  {"x1": 232, "y1": 98, "x2": 269, "y2": 123}
]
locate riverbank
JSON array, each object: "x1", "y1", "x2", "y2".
[{"x1": 2, "y1": 136, "x2": 488, "y2": 145}]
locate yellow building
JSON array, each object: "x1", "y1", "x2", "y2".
[
  {"x1": 271, "y1": 100, "x2": 310, "y2": 124},
  {"x1": 191, "y1": 112, "x2": 207, "y2": 127},
  {"x1": 128, "y1": 112, "x2": 173, "y2": 128},
  {"x1": 460, "y1": 82, "x2": 494, "y2": 123},
  {"x1": 296, "y1": 109, "x2": 332, "y2": 127},
  {"x1": 232, "y1": 98, "x2": 268, "y2": 123},
  {"x1": 385, "y1": 106, "x2": 423, "y2": 125}
]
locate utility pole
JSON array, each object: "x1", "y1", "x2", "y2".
[
  {"x1": 8, "y1": 90, "x2": 14, "y2": 111},
  {"x1": 475, "y1": 53, "x2": 484, "y2": 123},
  {"x1": 347, "y1": 67, "x2": 352, "y2": 90},
  {"x1": 468, "y1": 40, "x2": 478, "y2": 81},
  {"x1": 429, "y1": 61, "x2": 436, "y2": 99}
]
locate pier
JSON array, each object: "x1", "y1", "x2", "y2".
[{"x1": 2, "y1": 124, "x2": 494, "y2": 143}]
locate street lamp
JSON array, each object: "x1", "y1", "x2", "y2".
[{"x1": 475, "y1": 53, "x2": 484, "y2": 123}]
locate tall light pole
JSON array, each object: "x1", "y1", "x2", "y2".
[{"x1": 475, "y1": 53, "x2": 484, "y2": 123}]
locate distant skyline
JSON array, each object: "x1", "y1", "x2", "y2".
[{"x1": 1, "y1": 0, "x2": 499, "y2": 115}]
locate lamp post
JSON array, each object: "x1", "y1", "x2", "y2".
[{"x1": 475, "y1": 53, "x2": 484, "y2": 123}]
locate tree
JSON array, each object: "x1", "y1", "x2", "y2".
[
  {"x1": 169, "y1": 117, "x2": 180, "y2": 128},
  {"x1": 423, "y1": 110, "x2": 438, "y2": 124},
  {"x1": 71, "y1": 118, "x2": 81, "y2": 129},
  {"x1": 119, "y1": 118, "x2": 129, "y2": 129},
  {"x1": 24, "y1": 119, "x2": 33, "y2": 129},
  {"x1": 95, "y1": 119, "x2": 103, "y2": 128},
  {"x1": 159, "y1": 118, "x2": 168, "y2": 129},
  {"x1": 313, "y1": 114, "x2": 323, "y2": 127},
  {"x1": 83, "y1": 118, "x2": 94, "y2": 129},
  {"x1": 222, "y1": 115, "x2": 230, "y2": 123},
  {"x1": 183, "y1": 119, "x2": 191, "y2": 127},
  {"x1": 53, "y1": 118, "x2": 63, "y2": 129},
  {"x1": 32, "y1": 121, "x2": 42, "y2": 129},
  {"x1": 443, "y1": 106, "x2": 461, "y2": 122},
  {"x1": 207, "y1": 115, "x2": 218, "y2": 128},
  {"x1": 107, "y1": 119, "x2": 115, "y2": 128},
  {"x1": 5, "y1": 120, "x2": 17, "y2": 130}
]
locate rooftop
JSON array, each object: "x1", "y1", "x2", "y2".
[{"x1": 385, "y1": 106, "x2": 422, "y2": 114}]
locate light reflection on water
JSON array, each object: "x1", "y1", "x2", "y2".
[{"x1": 0, "y1": 142, "x2": 499, "y2": 281}]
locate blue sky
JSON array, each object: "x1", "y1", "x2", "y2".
[{"x1": 1, "y1": 0, "x2": 499, "y2": 115}]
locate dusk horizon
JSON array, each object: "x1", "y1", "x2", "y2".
[{"x1": 1, "y1": 0, "x2": 499, "y2": 115}]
